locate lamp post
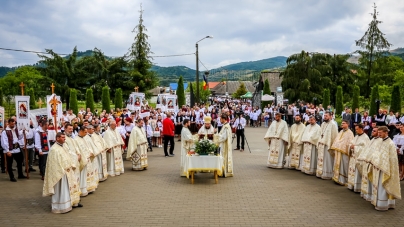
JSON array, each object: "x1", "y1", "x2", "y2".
[{"x1": 195, "y1": 35, "x2": 213, "y2": 103}]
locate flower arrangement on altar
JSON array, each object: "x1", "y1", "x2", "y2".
[{"x1": 194, "y1": 137, "x2": 218, "y2": 155}]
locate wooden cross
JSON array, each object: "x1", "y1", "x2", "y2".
[
  {"x1": 48, "y1": 95, "x2": 61, "y2": 133},
  {"x1": 134, "y1": 86, "x2": 139, "y2": 92},
  {"x1": 19, "y1": 82, "x2": 25, "y2": 96},
  {"x1": 37, "y1": 98, "x2": 44, "y2": 108},
  {"x1": 51, "y1": 83, "x2": 55, "y2": 94}
]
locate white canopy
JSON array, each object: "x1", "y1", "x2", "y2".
[{"x1": 261, "y1": 94, "x2": 275, "y2": 101}]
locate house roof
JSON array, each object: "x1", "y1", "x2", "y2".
[
  {"x1": 208, "y1": 82, "x2": 222, "y2": 89},
  {"x1": 148, "y1": 87, "x2": 164, "y2": 96},
  {"x1": 169, "y1": 83, "x2": 188, "y2": 90},
  {"x1": 211, "y1": 81, "x2": 255, "y2": 95},
  {"x1": 260, "y1": 72, "x2": 282, "y2": 93}
]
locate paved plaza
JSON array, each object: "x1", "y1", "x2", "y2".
[{"x1": 0, "y1": 127, "x2": 403, "y2": 227}]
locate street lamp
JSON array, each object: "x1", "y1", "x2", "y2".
[{"x1": 195, "y1": 35, "x2": 213, "y2": 104}]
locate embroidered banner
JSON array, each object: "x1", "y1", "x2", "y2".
[
  {"x1": 126, "y1": 92, "x2": 145, "y2": 111},
  {"x1": 15, "y1": 95, "x2": 30, "y2": 130}
]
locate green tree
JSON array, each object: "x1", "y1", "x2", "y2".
[
  {"x1": 102, "y1": 86, "x2": 111, "y2": 113},
  {"x1": 28, "y1": 88, "x2": 36, "y2": 109},
  {"x1": 177, "y1": 76, "x2": 185, "y2": 107},
  {"x1": 352, "y1": 85, "x2": 360, "y2": 111},
  {"x1": 336, "y1": 86, "x2": 343, "y2": 115},
  {"x1": 189, "y1": 82, "x2": 211, "y2": 104},
  {"x1": 85, "y1": 88, "x2": 95, "y2": 112},
  {"x1": 355, "y1": 3, "x2": 392, "y2": 98},
  {"x1": 390, "y1": 85, "x2": 401, "y2": 113},
  {"x1": 369, "y1": 85, "x2": 379, "y2": 116},
  {"x1": 233, "y1": 82, "x2": 248, "y2": 99},
  {"x1": 322, "y1": 88, "x2": 330, "y2": 108},
  {"x1": 114, "y1": 88, "x2": 123, "y2": 109},
  {"x1": 126, "y1": 5, "x2": 158, "y2": 93},
  {"x1": 262, "y1": 79, "x2": 271, "y2": 108},
  {"x1": 0, "y1": 87, "x2": 3, "y2": 106},
  {"x1": 69, "y1": 89, "x2": 79, "y2": 115},
  {"x1": 189, "y1": 82, "x2": 195, "y2": 107}
]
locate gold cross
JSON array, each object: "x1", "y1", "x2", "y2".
[
  {"x1": 37, "y1": 98, "x2": 44, "y2": 108},
  {"x1": 19, "y1": 82, "x2": 25, "y2": 96},
  {"x1": 134, "y1": 86, "x2": 139, "y2": 92},
  {"x1": 48, "y1": 95, "x2": 61, "y2": 116},
  {"x1": 51, "y1": 83, "x2": 55, "y2": 94}
]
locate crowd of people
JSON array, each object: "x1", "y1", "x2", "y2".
[{"x1": 1, "y1": 98, "x2": 402, "y2": 213}]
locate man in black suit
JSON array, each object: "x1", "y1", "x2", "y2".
[
  {"x1": 351, "y1": 108, "x2": 362, "y2": 132},
  {"x1": 374, "y1": 109, "x2": 386, "y2": 126},
  {"x1": 342, "y1": 108, "x2": 352, "y2": 128},
  {"x1": 299, "y1": 103, "x2": 306, "y2": 118}
]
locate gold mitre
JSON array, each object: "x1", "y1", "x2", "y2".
[{"x1": 204, "y1": 116, "x2": 212, "y2": 123}]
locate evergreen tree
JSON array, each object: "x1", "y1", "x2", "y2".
[
  {"x1": 352, "y1": 85, "x2": 360, "y2": 111},
  {"x1": 390, "y1": 85, "x2": 401, "y2": 113},
  {"x1": 0, "y1": 87, "x2": 3, "y2": 106},
  {"x1": 69, "y1": 89, "x2": 79, "y2": 115},
  {"x1": 177, "y1": 76, "x2": 185, "y2": 107},
  {"x1": 336, "y1": 86, "x2": 343, "y2": 115},
  {"x1": 189, "y1": 82, "x2": 195, "y2": 107},
  {"x1": 233, "y1": 82, "x2": 248, "y2": 99},
  {"x1": 369, "y1": 85, "x2": 379, "y2": 116},
  {"x1": 127, "y1": 5, "x2": 158, "y2": 92},
  {"x1": 262, "y1": 79, "x2": 271, "y2": 108},
  {"x1": 28, "y1": 88, "x2": 36, "y2": 109},
  {"x1": 356, "y1": 3, "x2": 392, "y2": 98},
  {"x1": 85, "y1": 88, "x2": 95, "y2": 112},
  {"x1": 102, "y1": 86, "x2": 111, "y2": 113},
  {"x1": 115, "y1": 88, "x2": 123, "y2": 110},
  {"x1": 322, "y1": 88, "x2": 330, "y2": 109}
]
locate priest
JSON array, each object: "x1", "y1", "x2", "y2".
[
  {"x1": 300, "y1": 116, "x2": 321, "y2": 174},
  {"x1": 91, "y1": 124, "x2": 108, "y2": 181},
  {"x1": 63, "y1": 123, "x2": 82, "y2": 196},
  {"x1": 126, "y1": 119, "x2": 148, "y2": 171},
  {"x1": 264, "y1": 112, "x2": 289, "y2": 168},
  {"x1": 218, "y1": 113, "x2": 233, "y2": 177},
  {"x1": 104, "y1": 119, "x2": 125, "y2": 176},
  {"x1": 369, "y1": 126, "x2": 401, "y2": 211},
  {"x1": 347, "y1": 123, "x2": 369, "y2": 192},
  {"x1": 356, "y1": 127, "x2": 380, "y2": 201},
  {"x1": 316, "y1": 112, "x2": 338, "y2": 179},
  {"x1": 287, "y1": 115, "x2": 305, "y2": 169},
  {"x1": 180, "y1": 119, "x2": 193, "y2": 177},
  {"x1": 74, "y1": 125, "x2": 96, "y2": 196},
  {"x1": 198, "y1": 116, "x2": 215, "y2": 136},
  {"x1": 331, "y1": 120, "x2": 354, "y2": 185},
  {"x1": 86, "y1": 125, "x2": 102, "y2": 185},
  {"x1": 43, "y1": 132, "x2": 82, "y2": 214}
]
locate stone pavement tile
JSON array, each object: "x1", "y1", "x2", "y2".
[{"x1": 0, "y1": 127, "x2": 402, "y2": 227}]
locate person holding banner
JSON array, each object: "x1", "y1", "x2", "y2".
[
  {"x1": 35, "y1": 119, "x2": 51, "y2": 180},
  {"x1": 1, "y1": 118, "x2": 26, "y2": 182}
]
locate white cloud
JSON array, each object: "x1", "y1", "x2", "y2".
[{"x1": 0, "y1": 0, "x2": 403, "y2": 68}]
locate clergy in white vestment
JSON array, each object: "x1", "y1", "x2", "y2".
[
  {"x1": 87, "y1": 125, "x2": 103, "y2": 185},
  {"x1": 264, "y1": 112, "x2": 289, "y2": 168},
  {"x1": 218, "y1": 113, "x2": 234, "y2": 177},
  {"x1": 287, "y1": 115, "x2": 305, "y2": 169},
  {"x1": 91, "y1": 124, "x2": 108, "y2": 181},
  {"x1": 316, "y1": 112, "x2": 338, "y2": 179},
  {"x1": 300, "y1": 116, "x2": 321, "y2": 174},
  {"x1": 74, "y1": 126, "x2": 97, "y2": 195},
  {"x1": 180, "y1": 119, "x2": 193, "y2": 177},
  {"x1": 347, "y1": 124, "x2": 369, "y2": 192},
  {"x1": 198, "y1": 116, "x2": 215, "y2": 136},
  {"x1": 368, "y1": 126, "x2": 401, "y2": 211},
  {"x1": 64, "y1": 124, "x2": 82, "y2": 196},
  {"x1": 126, "y1": 119, "x2": 148, "y2": 171},
  {"x1": 103, "y1": 120, "x2": 125, "y2": 176},
  {"x1": 356, "y1": 128, "x2": 380, "y2": 201},
  {"x1": 43, "y1": 133, "x2": 82, "y2": 214},
  {"x1": 331, "y1": 120, "x2": 354, "y2": 185}
]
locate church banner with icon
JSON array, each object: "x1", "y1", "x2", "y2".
[
  {"x1": 15, "y1": 96, "x2": 30, "y2": 130},
  {"x1": 127, "y1": 92, "x2": 145, "y2": 111},
  {"x1": 46, "y1": 94, "x2": 62, "y2": 127},
  {"x1": 0, "y1": 106, "x2": 4, "y2": 128},
  {"x1": 157, "y1": 94, "x2": 178, "y2": 112}
]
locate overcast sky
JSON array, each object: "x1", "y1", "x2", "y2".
[{"x1": 0, "y1": 0, "x2": 403, "y2": 69}]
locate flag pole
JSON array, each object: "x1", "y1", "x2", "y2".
[{"x1": 20, "y1": 82, "x2": 29, "y2": 179}]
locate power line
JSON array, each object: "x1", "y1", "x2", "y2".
[
  {"x1": 151, "y1": 53, "x2": 195, "y2": 58},
  {"x1": 198, "y1": 59, "x2": 209, "y2": 71}
]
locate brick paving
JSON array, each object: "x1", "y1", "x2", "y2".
[{"x1": 0, "y1": 127, "x2": 403, "y2": 227}]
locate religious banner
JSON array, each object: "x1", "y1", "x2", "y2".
[
  {"x1": 46, "y1": 94, "x2": 62, "y2": 127},
  {"x1": 139, "y1": 110, "x2": 151, "y2": 119},
  {"x1": 15, "y1": 95, "x2": 30, "y2": 130},
  {"x1": 126, "y1": 92, "x2": 145, "y2": 111},
  {"x1": 0, "y1": 106, "x2": 4, "y2": 128},
  {"x1": 165, "y1": 95, "x2": 178, "y2": 112}
]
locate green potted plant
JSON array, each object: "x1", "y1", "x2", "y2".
[{"x1": 194, "y1": 138, "x2": 218, "y2": 155}]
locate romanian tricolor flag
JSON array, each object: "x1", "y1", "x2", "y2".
[{"x1": 203, "y1": 74, "x2": 208, "y2": 90}]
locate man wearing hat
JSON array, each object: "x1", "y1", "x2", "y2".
[
  {"x1": 120, "y1": 117, "x2": 134, "y2": 151},
  {"x1": 198, "y1": 116, "x2": 215, "y2": 136}
]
